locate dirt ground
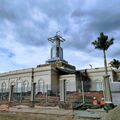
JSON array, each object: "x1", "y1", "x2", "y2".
[
  {"x1": 0, "y1": 112, "x2": 100, "y2": 120},
  {"x1": 0, "y1": 112, "x2": 72, "y2": 120},
  {"x1": 0, "y1": 105, "x2": 101, "y2": 120}
]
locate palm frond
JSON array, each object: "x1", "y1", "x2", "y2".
[
  {"x1": 110, "y1": 59, "x2": 120, "y2": 69},
  {"x1": 92, "y1": 32, "x2": 114, "y2": 51}
]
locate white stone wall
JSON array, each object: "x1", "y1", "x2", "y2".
[
  {"x1": 34, "y1": 67, "x2": 51, "y2": 93},
  {"x1": 0, "y1": 65, "x2": 53, "y2": 94},
  {"x1": 59, "y1": 74, "x2": 76, "y2": 101},
  {"x1": 51, "y1": 68, "x2": 59, "y2": 94},
  {"x1": 0, "y1": 65, "x2": 120, "y2": 97},
  {"x1": 0, "y1": 68, "x2": 32, "y2": 93},
  {"x1": 59, "y1": 74, "x2": 76, "y2": 92},
  {"x1": 85, "y1": 67, "x2": 114, "y2": 91}
]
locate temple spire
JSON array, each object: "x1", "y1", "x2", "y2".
[
  {"x1": 46, "y1": 32, "x2": 68, "y2": 64},
  {"x1": 48, "y1": 31, "x2": 65, "y2": 46}
]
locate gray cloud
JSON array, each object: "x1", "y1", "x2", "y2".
[
  {"x1": 0, "y1": 0, "x2": 120, "y2": 71},
  {"x1": 0, "y1": 0, "x2": 72, "y2": 47},
  {"x1": 0, "y1": 1, "x2": 16, "y2": 20},
  {"x1": 1, "y1": 0, "x2": 120, "y2": 48}
]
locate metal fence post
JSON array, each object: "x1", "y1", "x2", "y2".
[
  {"x1": 8, "y1": 85, "x2": 14, "y2": 106},
  {"x1": 31, "y1": 82, "x2": 36, "y2": 107}
]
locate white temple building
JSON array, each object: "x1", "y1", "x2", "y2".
[{"x1": 0, "y1": 33, "x2": 120, "y2": 104}]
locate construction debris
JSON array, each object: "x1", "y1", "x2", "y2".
[
  {"x1": 0, "y1": 104, "x2": 9, "y2": 111},
  {"x1": 101, "y1": 105, "x2": 120, "y2": 120}
]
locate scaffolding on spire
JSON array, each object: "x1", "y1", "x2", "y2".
[{"x1": 46, "y1": 32, "x2": 68, "y2": 64}]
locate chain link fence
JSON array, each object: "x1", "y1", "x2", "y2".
[{"x1": 0, "y1": 81, "x2": 120, "y2": 107}]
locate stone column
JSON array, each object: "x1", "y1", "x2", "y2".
[{"x1": 60, "y1": 79, "x2": 66, "y2": 102}]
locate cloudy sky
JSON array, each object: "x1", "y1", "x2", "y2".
[{"x1": 0, "y1": 0, "x2": 120, "y2": 72}]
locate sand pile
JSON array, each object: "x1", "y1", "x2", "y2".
[{"x1": 101, "y1": 105, "x2": 120, "y2": 120}]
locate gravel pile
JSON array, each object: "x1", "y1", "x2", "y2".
[{"x1": 101, "y1": 105, "x2": 120, "y2": 120}]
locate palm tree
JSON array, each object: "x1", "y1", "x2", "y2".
[
  {"x1": 110, "y1": 59, "x2": 120, "y2": 69},
  {"x1": 92, "y1": 32, "x2": 114, "y2": 103}
]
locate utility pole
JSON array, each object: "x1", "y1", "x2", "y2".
[{"x1": 31, "y1": 68, "x2": 36, "y2": 107}]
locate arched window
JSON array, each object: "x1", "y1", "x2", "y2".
[
  {"x1": 96, "y1": 82, "x2": 103, "y2": 91},
  {"x1": 38, "y1": 79, "x2": 44, "y2": 93},
  {"x1": 16, "y1": 81, "x2": 22, "y2": 93},
  {"x1": 23, "y1": 80, "x2": 29, "y2": 93},
  {"x1": 1, "y1": 82, "x2": 6, "y2": 93}
]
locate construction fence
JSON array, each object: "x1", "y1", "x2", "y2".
[{"x1": 0, "y1": 82, "x2": 120, "y2": 108}]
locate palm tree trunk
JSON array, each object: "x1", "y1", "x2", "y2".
[
  {"x1": 103, "y1": 50, "x2": 112, "y2": 103},
  {"x1": 103, "y1": 50, "x2": 108, "y2": 75}
]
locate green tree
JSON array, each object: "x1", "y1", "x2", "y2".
[
  {"x1": 110, "y1": 59, "x2": 120, "y2": 69},
  {"x1": 92, "y1": 32, "x2": 114, "y2": 103}
]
